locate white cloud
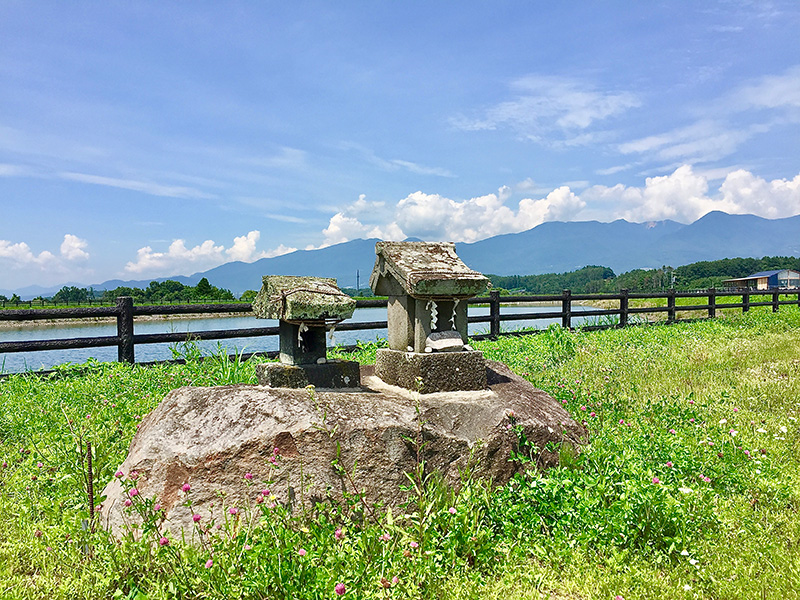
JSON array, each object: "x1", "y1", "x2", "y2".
[
  {"x1": 0, "y1": 234, "x2": 92, "y2": 287},
  {"x1": 316, "y1": 166, "x2": 800, "y2": 245},
  {"x1": 227, "y1": 230, "x2": 263, "y2": 262},
  {"x1": 583, "y1": 165, "x2": 800, "y2": 223},
  {"x1": 124, "y1": 230, "x2": 285, "y2": 275},
  {"x1": 59, "y1": 172, "x2": 216, "y2": 200},
  {"x1": 317, "y1": 185, "x2": 586, "y2": 245},
  {"x1": 733, "y1": 65, "x2": 800, "y2": 111},
  {"x1": 452, "y1": 75, "x2": 640, "y2": 144},
  {"x1": 60, "y1": 234, "x2": 89, "y2": 260},
  {"x1": 342, "y1": 143, "x2": 455, "y2": 178}
]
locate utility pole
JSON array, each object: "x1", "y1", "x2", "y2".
[{"x1": 356, "y1": 270, "x2": 360, "y2": 295}]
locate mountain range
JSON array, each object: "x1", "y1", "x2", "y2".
[{"x1": 5, "y1": 211, "x2": 800, "y2": 298}]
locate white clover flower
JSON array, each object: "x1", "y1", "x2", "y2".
[
  {"x1": 780, "y1": 425, "x2": 788, "y2": 433},
  {"x1": 678, "y1": 487, "x2": 693, "y2": 494},
  {"x1": 756, "y1": 428, "x2": 767, "y2": 433},
  {"x1": 680, "y1": 549, "x2": 689, "y2": 556},
  {"x1": 719, "y1": 418, "x2": 728, "y2": 425}
]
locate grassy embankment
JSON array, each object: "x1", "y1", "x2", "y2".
[{"x1": 1, "y1": 308, "x2": 799, "y2": 599}]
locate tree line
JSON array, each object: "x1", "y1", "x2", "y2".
[
  {"x1": 38, "y1": 278, "x2": 236, "y2": 304},
  {"x1": 488, "y1": 256, "x2": 800, "y2": 294}
]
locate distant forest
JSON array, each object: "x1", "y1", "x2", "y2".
[
  {"x1": 41, "y1": 277, "x2": 236, "y2": 304},
  {"x1": 488, "y1": 256, "x2": 800, "y2": 294},
  {"x1": 23, "y1": 256, "x2": 800, "y2": 304}
]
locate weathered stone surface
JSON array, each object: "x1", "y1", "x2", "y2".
[
  {"x1": 370, "y1": 242, "x2": 489, "y2": 298},
  {"x1": 426, "y1": 330, "x2": 465, "y2": 352},
  {"x1": 99, "y1": 362, "x2": 585, "y2": 540},
  {"x1": 252, "y1": 275, "x2": 355, "y2": 323},
  {"x1": 375, "y1": 348, "x2": 487, "y2": 393},
  {"x1": 256, "y1": 360, "x2": 361, "y2": 389}
]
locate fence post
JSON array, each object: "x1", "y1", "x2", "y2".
[
  {"x1": 667, "y1": 288, "x2": 676, "y2": 324},
  {"x1": 707, "y1": 288, "x2": 716, "y2": 319},
  {"x1": 489, "y1": 290, "x2": 501, "y2": 338},
  {"x1": 742, "y1": 290, "x2": 750, "y2": 313},
  {"x1": 619, "y1": 289, "x2": 629, "y2": 328},
  {"x1": 116, "y1": 296, "x2": 134, "y2": 363},
  {"x1": 561, "y1": 289, "x2": 572, "y2": 329},
  {"x1": 773, "y1": 290, "x2": 780, "y2": 313}
]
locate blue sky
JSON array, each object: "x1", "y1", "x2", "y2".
[{"x1": 2, "y1": 1, "x2": 800, "y2": 292}]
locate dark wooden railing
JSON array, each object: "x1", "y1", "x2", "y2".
[{"x1": 1, "y1": 289, "x2": 799, "y2": 371}]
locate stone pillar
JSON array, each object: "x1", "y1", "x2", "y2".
[
  {"x1": 413, "y1": 298, "x2": 433, "y2": 352},
  {"x1": 387, "y1": 295, "x2": 415, "y2": 351}
]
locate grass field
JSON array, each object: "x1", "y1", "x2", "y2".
[{"x1": 1, "y1": 307, "x2": 799, "y2": 599}]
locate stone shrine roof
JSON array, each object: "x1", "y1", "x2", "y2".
[
  {"x1": 369, "y1": 241, "x2": 489, "y2": 298},
  {"x1": 252, "y1": 275, "x2": 356, "y2": 323}
]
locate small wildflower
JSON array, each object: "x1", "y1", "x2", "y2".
[
  {"x1": 129, "y1": 471, "x2": 139, "y2": 480},
  {"x1": 298, "y1": 548, "x2": 307, "y2": 556},
  {"x1": 193, "y1": 514, "x2": 202, "y2": 522},
  {"x1": 159, "y1": 536, "x2": 169, "y2": 546},
  {"x1": 448, "y1": 507, "x2": 456, "y2": 514},
  {"x1": 666, "y1": 461, "x2": 673, "y2": 468},
  {"x1": 730, "y1": 429, "x2": 738, "y2": 437},
  {"x1": 36, "y1": 461, "x2": 43, "y2": 468},
  {"x1": 409, "y1": 541, "x2": 419, "y2": 548},
  {"x1": 392, "y1": 576, "x2": 399, "y2": 585},
  {"x1": 379, "y1": 532, "x2": 391, "y2": 542},
  {"x1": 129, "y1": 488, "x2": 139, "y2": 497},
  {"x1": 652, "y1": 476, "x2": 660, "y2": 484},
  {"x1": 580, "y1": 405, "x2": 587, "y2": 411},
  {"x1": 335, "y1": 583, "x2": 346, "y2": 596},
  {"x1": 335, "y1": 528, "x2": 344, "y2": 540},
  {"x1": 205, "y1": 559, "x2": 213, "y2": 569},
  {"x1": 743, "y1": 449, "x2": 751, "y2": 457},
  {"x1": 244, "y1": 472, "x2": 253, "y2": 480},
  {"x1": 619, "y1": 419, "x2": 625, "y2": 425},
  {"x1": 153, "y1": 503, "x2": 161, "y2": 511},
  {"x1": 733, "y1": 407, "x2": 739, "y2": 412},
  {"x1": 182, "y1": 483, "x2": 191, "y2": 493},
  {"x1": 589, "y1": 412, "x2": 596, "y2": 417},
  {"x1": 123, "y1": 499, "x2": 132, "y2": 507},
  {"x1": 244, "y1": 544, "x2": 252, "y2": 550},
  {"x1": 229, "y1": 507, "x2": 238, "y2": 515},
  {"x1": 719, "y1": 418, "x2": 727, "y2": 425},
  {"x1": 780, "y1": 425, "x2": 788, "y2": 433}
]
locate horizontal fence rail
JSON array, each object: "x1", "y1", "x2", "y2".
[{"x1": 2, "y1": 288, "x2": 799, "y2": 374}]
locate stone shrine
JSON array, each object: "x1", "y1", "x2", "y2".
[
  {"x1": 251, "y1": 275, "x2": 360, "y2": 388},
  {"x1": 369, "y1": 241, "x2": 490, "y2": 393}
]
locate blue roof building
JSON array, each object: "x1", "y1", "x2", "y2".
[{"x1": 723, "y1": 269, "x2": 800, "y2": 290}]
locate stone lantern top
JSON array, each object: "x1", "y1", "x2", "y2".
[
  {"x1": 252, "y1": 275, "x2": 355, "y2": 324},
  {"x1": 369, "y1": 241, "x2": 488, "y2": 299}
]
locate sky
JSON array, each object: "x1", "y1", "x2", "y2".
[{"x1": 1, "y1": 1, "x2": 800, "y2": 292}]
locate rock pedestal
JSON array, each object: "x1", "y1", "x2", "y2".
[
  {"x1": 99, "y1": 362, "x2": 585, "y2": 540},
  {"x1": 374, "y1": 348, "x2": 487, "y2": 393}
]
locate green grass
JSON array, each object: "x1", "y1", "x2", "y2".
[{"x1": 1, "y1": 309, "x2": 800, "y2": 598}]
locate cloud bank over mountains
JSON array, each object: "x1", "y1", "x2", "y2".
[{"x1": 2, "y1": 165, "x2": 799, "y2": 287}]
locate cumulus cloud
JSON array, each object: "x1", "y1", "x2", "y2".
[
  {"x1": 0, "y1": 234, "x2": 91, "y2": 286},
  {"x1": 315, "y1": 166, "x2": 800, "y2": 246},
  {"x1": 124, "y1": 230, "x2": 292, "y2": 275},
  {"x1": 452, "y1": 75, "x2": 640, "y2": 145},
  {"x1": 583, "y1": 165, "x2": 800, "y2": 223},
  {"x1": 60, "y1": 234, "x2": 89, "y2": 260},
  {"x1": 317, "y1": 185, "x2": 586, "y2": 246}
]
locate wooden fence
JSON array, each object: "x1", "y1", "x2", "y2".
[{"x1": 1, "y1": 289, "x2": 799, "y2": 371}]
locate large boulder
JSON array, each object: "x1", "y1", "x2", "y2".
[{"x1": 99, "y1": 362, "x2": 585, "y2": 539}]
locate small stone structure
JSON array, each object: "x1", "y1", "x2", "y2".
[
  {"x1": 251, "y1": 276, "x2": 360, "y2": 389},
  {"x1": 369, "y1": 241, "x2": 490, "y2": 393}
]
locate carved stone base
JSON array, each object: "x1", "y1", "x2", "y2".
[
  {"x1": 256, "y1": 360, "x2": 361, "y2": 389},
  {"x1": 375, "y1": 348, "x2": 487, "y2": 394}
]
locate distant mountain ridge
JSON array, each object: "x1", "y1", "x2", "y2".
[{"x1": 5, "y1": 212, "x2": 800, "y2": 298}]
